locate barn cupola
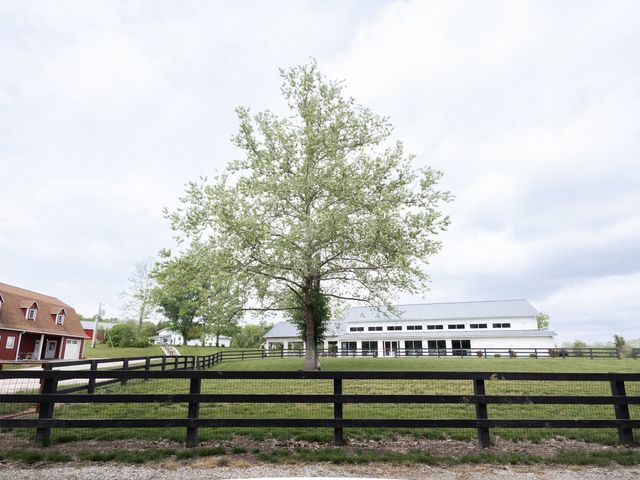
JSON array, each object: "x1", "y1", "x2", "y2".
[
  {"x1": 20, "y1": 300, "x2": 39, "y2": 320},
  {"x1": 51, "y1": 307, "x2": 66, "y2": 325}
]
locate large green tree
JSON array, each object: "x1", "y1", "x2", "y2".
[
  {"x1": 152, "y1": 246, "x2": 246, "y2": 346},
  {"x1": 168, "y1": 62, "x2": 450, "y2": 370},
  {"x1": 151, "y1": 251, "x2": 202, "y2": 345}
]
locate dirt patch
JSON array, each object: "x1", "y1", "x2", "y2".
[{"x1": 0, "y1": 433, "x2": 637, "y2": 459}]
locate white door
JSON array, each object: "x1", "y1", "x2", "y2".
[
  {"x1": 64, "y1": 339, "x2": 81, "y2": 360},
  {"x1": 33, "y1": 340, "x2": 41, "y2": 359},
  {"x1": 44, "y1": 340, "x2": 57, "y2": 359}
]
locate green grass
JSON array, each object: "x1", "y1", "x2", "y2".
[
  {"x1": 213, "y1": 355, "x2": 640, "y2": 372},
  {"x1": 172, "y1": 346, "x2": 243, "y2": 356},
  {"x1": 0, "y1": 447, "x2": 637, "y2": 466},
  {"x1": 83, "y1": 343, "x2": 164, "y2": 359}
]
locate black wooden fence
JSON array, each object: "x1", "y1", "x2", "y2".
[{"x1": 0, "y1": 369, "x2": 637, "y2": 448}]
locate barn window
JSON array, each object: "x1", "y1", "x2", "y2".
[
  {"x1": 0, "y1": 293, "x2": 4, "y2": 312},
  {"x1": 6, "y1": 336, "x2": 15, "y2": 349},
  {"x1": 26, "y1": 303, "x2": 38, "y2": 320},
  {"x1": 56, "y1": 313, "x2": 65, "y2": 325}
]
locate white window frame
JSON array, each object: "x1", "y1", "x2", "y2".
[
  {"x1": 6, "y1": 336, "x2": 15, "y2": 349},
  {"x1": 56, "y1": 313, "x2": 65, "y2": 325},
  {"x1": 27, "y1": 307, "x2": 37, "y2": 320}
]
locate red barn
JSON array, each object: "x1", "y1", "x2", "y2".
[{"x1": 0, "y1": 282, "x2": 89, "y2": 361}]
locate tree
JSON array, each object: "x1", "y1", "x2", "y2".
[
  {"x1": 120, "y1": 258, "x2": 156, "y2": 335},
  {"x1": 536, "y1": 313, "x2": 550, "y2": 330},
  {"x1": 168, "y1": 61, "x2": 450, "y2": 370},
  {"x1": 231, "y1": 321, "x2": 273, "y2": 348},
  {"x1": 613, "y1": 334, "x2": 626, "y2": 349},
  {"x1": 151, "y1": 251, "x2": 202, "y2": 345}
]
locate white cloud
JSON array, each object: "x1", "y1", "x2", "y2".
[{"x1": 1, "y1": 0, "x2": 638, "y2": 342}]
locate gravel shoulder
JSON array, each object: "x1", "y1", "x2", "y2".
[{"x1": 0, "y1": 462, "x2": 638, "y2": 480}]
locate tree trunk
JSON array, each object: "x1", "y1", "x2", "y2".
[{"x1": 303, "y1": 290, "x2": 321, "y2": 371}]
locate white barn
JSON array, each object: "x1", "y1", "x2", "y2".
[
  {"x1": 152, "y1": 328, "x2": 232, "y2": 347},
  {"x1": 264, "y1": 299, "x2": 555, "y2": 356}
]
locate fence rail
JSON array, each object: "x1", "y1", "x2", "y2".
[{"x1": 0, "y1": 369, "x2": 637, "y2": 448}]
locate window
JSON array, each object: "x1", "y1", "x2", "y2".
[
  {"x1": 341, "y1": 341, "x2": 357, "y2": 356},
  {"x1": 492, "y1": 323, "x2": 511, "y2": 328},
  {"x1": 6, "y1": 336, "x2": 15, "y2": 349},
  {"x1": 407, "y1": 325, "x2": 422, "y2": 331},
  {"x1": 0, "y1": 293, "x2": 4, "y2": 312},
  {"x1": 427, "y1": 324, "x2": 443, "y2": 330},
  {"x1": 470, "y1": 323, "x2": 487, "y2": 329},
  {"x1": 367, "y1": 326, "x2": 382, "y2": 331},
  {"x1": 447, "y1": 324, "x2": 465, "y2": 329},
  {"x1": 56, "y1": 314, "x2": 65, "y2": 325},
  {"x1": 27, "y1": 308, "x2": 37, "y2": 320},
  {"x1": 387, "y1": 325, "x2": 402, "y2": 331},
  {"x1": 349, "y1": 327, "x2": 364, "y2": 332}
]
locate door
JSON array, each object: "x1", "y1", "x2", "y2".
[
  {"x1": 64, "y1": 339, "x2": 81, "y2": 360},
  {"x1": 33, "y1": 340, "x2": 41, "y2": 360},
  {"x1": 384, "y1": 341, "x2": 399, "y2": 356},
  {"x1": 451, "y1": 340, "x2": 471, "y2": 356},
  {"x1": 44, "y1": 340, "x2": 57, "y2": 359},
  {"x1": 427, "y1": 340, "x2": 446, "y2": 356}
]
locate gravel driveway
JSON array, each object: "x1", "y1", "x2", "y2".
[{"x1": 0, "y1": 463, "x2": 638, "y2": 479}]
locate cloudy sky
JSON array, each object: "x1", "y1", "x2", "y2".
[{"x1": 1, "y1": 0, "x2": 638, "y2": 343}]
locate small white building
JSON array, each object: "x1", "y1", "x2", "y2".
[
  {"x1": 152, "y1": 328, "x2": 232, "y2": 347},
  {"x1": 264, "y1": 299, "x2": 555, "y2": 356}
]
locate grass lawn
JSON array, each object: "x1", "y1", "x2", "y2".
[
  {"x1": 82, "y1": 343, "x2": 164, "y2": 359},
  {"x1": 212, "y1": 356, "x2": 640, "y2": 373},
  {"x1": 18, "y1": 355, "x2": 634, "y2": 446},
  {"x1": 171, "y1": 346, "x2": 247, "y2": 357}
]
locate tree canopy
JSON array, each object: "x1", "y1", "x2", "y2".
[{"x1": 168, "y1": 61, "x2": 450, "y2": 369}]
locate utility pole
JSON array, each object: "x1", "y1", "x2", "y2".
[{"x1": 91, "y1": 302, "x2": 105, "y2": 349}]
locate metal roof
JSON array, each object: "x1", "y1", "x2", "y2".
[
  {"x1": 264, "y1": 320, "x2": 342, "y2": 338},
  {"x1": 345, "y1": 299, "x2": 539, "y2": 322},
  {"x1": 339, "y1": 329, "x2": 555, "y2": 340}
]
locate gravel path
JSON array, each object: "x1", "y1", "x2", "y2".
[{"x1": 0, "y1": 463, "x2": 638, "y2": 479}]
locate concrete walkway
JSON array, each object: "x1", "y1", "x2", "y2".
[{"x1": 0, "y1": 358, "x2": 147, "y2": 394}]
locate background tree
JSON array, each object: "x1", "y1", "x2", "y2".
[
  {"x1": 168, "y1": 62, "x2": 450, "y2": 370},
  {"x1": 536, "y1": 313, "x2": 550, "y2": 330},
  {"x1": 152, "y1": 246, "x2": 247, "y2": 346},
  {"x1": 151, "y1": 251, "x2": 201, "y2": 345},
  {"x1": 120, "y1": 258, "x2": 156, "y2": 335},
  {"x1": 231, "y1": 321, "x2": 273, "y2": 348}
]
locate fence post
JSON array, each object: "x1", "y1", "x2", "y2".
[
  {"x1": 610, "y1": 380, "x2": 635, "y2": 445},
  {"x1": 121, "y1": 359, "x2": 129, "y2": 385},
  {"x1": 333, "y1": 378, "x2": 344, "y2": 445},
  {"x1": 144, "y1": 357, "x2": 151, "y2": 380},
  {"x1": 473, "y1": 379, "x2": 491, "y2": 448},
  {"x1": 186, "y1": 378, "x2": 202, "y2": 448},
  {"x1": 161, "y1": 355, "x2": 166, "y2": 371},
  {"x1": 87, "y1": 360, "x2": 97, "y2": 393},
  {"x1": 36, "y1": 365, "x2": 57, "y2": 447},
  {"x1": 174, "y1": 356, "x2": 178, "y2": 370}
]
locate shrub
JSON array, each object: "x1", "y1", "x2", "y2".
[{"x1": 131, "y1": 336, "x2": 150, "y2": 348}]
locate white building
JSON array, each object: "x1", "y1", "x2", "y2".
[
  {"x1": 264, "y1": 299, "x2": 555, "y2": 356},
  {"x1": 152, "y1": 328, "x2": 232, "y2": 347}
]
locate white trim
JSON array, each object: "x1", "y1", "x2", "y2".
[{"x1": 14, "y1": 332, "x2": 23, "y2": 361}]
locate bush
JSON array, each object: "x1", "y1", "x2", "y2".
[
  {"x1": 131, "y1": 336, "x2": 150, "y2": 348},
  {"x1": 104, "y1": 322, "x2": 137, "y2": 347}
]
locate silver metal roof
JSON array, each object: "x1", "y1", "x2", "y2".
[
  {"x1": 339, "y1": 329, "x2": 555, "y2": 340},
  {"x1": 264, "y1": 320, "x2": 343, "y2": 338},
  {"x1": 345, "y1": 299, "x2": 539, "y2": 322}
]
